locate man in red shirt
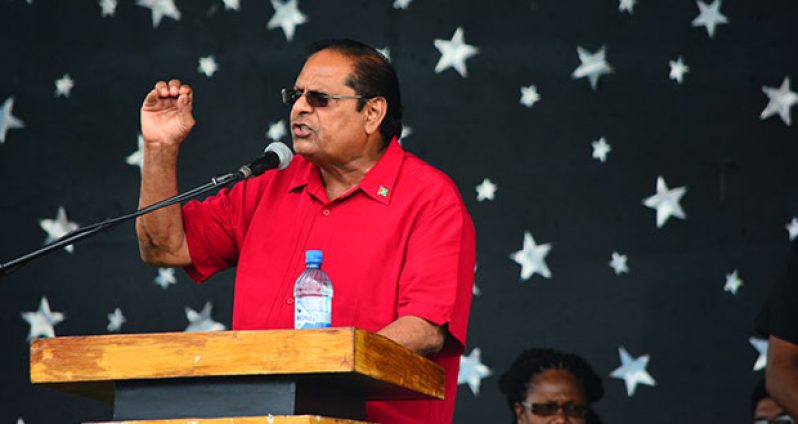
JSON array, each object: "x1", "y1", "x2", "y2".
[{"x1": 136, "y1": 39, "x2": 476, "y2": 423}]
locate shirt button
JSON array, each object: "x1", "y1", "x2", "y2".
[
  {"x1": 322, "y1": 209, "x2": 331, "y2": 216},
  {"x1": 286, "y1": 298, "x2": 294, "y2": 304}
]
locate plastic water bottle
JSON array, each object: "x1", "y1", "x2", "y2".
[{"x1": 293, "y1": 250, "x2": 333, "y2": 329}]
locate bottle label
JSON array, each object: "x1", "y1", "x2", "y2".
[{"x1": 295, "y1": 296, "x2": 331, "y2": 329}]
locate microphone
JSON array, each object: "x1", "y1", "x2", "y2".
[{"x1": 238, "y1": 142, "x2": 293, "y2": 178}]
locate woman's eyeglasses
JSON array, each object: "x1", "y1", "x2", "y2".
[{"x1": 281, "y1": 88, "x2": 369, "y2": 108}]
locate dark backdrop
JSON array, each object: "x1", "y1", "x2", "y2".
[{"x1": 1, "y1": 0, "x2": 796, "y2": 422}]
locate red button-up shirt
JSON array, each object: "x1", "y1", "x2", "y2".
[{"x1": 182, "y1": 139, "x2": 476, "y2": 423}]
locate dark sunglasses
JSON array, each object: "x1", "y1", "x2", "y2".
[
  {"x1": 754, "y1": 415, "x2": 796, "y2": 424},
  {"x1": 520, "y1": 401, "x2": 589, "y2": 418},
  {"x1": 281, "y1": 88, "x2": 369, "y2": 108}
]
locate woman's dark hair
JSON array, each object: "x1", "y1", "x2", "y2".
[
  {"x1": 751, "y1": 378, "x2": 769, "y2": 416},
  {"x1": 308, "y1": 39, "x2": 402, "y2": 147},
  {"x1": 498, "y1": 348, "x2": 605, "y2": 423}
]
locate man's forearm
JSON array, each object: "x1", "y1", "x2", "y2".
[
  {"x1": 377, "y1": 315, "x2": 446, "y2": 355},
  {"x1": 766, "y1": 335, "x2": 798, "y2": 417}
]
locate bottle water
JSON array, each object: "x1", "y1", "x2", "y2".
[{"x1": 293, "y1": 250, "x2": 333, "y2": 329}]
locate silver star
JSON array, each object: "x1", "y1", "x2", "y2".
[
  {"x1": 54, "y1": 73, "x2": 74, "y2": 98},
  {"x1": 21, "y1": 297, "x2": 66, "y2": 341},
  {"x1": 198, "y1": 55, "x2": 219, "y2": 77},
  {"x1": 266, "y1": 120, "x2": 287, "y2": 142},
  {"x1": 0, "y1": 97, "x2": 25, "y2": 144},
  {"x1": 520, "y1": 85, "x2": 540, "y2": 108},
  {"x1": 610, "y1": 347, "x2": 656, "y2": 396},
  {"x1": 39, "y1": 206, "x2": 79, "y2": 253},
  {"x1": 572, "y1": 45, "x2": 613, "y2": 90},
  {"x1": 126, "y1": 134, "x2": 144, "y2": 169},
  {"x1": 669, "y1": 56, "x2": 689, "y2": 84},
  {"x1": 510, "y1": 231, "x2": 552, "y2": 280},
  {"x1": 592, "y1": 137, "x2": 611, "y2": 162},
  {"x1": 609, "y1": 252, "x2": 629, "y2": 275},
  {"x1": 393, "y1": 0, "x2": 412, "y2": 9},
  {"x1": 434, "y1": 27, "x2": 479, "y2": 78},
  {"x1": 723, "y1": 269, "x2": 743, "y2": 295},
  {"x1": 185, "y1": 302, "x2": 226, "y2": 332},
  {"x1": 399, "y1": 125, "x2": 413, "y2": 145},
  {"x1": 473, "y1": 264, "x2": 481, "y2": 296},
  {"x1": 642, "y1": 176, "x2": 687, "y2": 228},
  {"x1": 785, "y1": 217, "x2": 798, "y2": 241},
  {"x1": 458, "y1": 347, "x2": 492, "y2": 396},
  {"x1": 475, "y1": 178, "x2": 497, "y2": 202},
  {"x1": 154, "y1": 267, "x2": 177, "y2": 289},
  {"x1": 749, "y1": 337, "x2": 768, "y2": 371},
  {"x1": 267, "y1": 0, "x2": 307, "y2": 42},
  {"x1": 222, "y1": 0, "x2": 240, "y2": 10},
  {"x1": 107, "y1": 307, "x2": 126, "y2": 332},
  {"x1": 137, "y1": 0, "x2": 181, "y2": 28},
  {"x1": 377, "y1": 47, "x2": 391, "y2": 62},
  {"x1": 619, "y1": 0, "x2": 636, "y2": 13},
  {"x1": 760, "y1": 77, "x2": 798, "y2": 126},
  {"x1": 691, "y1": 0, "x2": 728, "y2": 38},
  {"x1": 99, "y1": 0, "x2": 117, "y2": 17},
  {"x1": 17, "y1": 418, "x2": 24, "y2": 424}
]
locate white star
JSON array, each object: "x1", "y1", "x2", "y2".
[
  {"x1": 520, "y1": 85, "x2": 540, "y2": 108},
  {"x1": 434, "y1": 27, "x2": 479, "y2": 78},
  {"x1": 473, "y1": 264, "x2": 481, "y2": 296},
  {"x1": 760, "y1": 77, "x2": 798, "y2": 126},
  {"x1": 510, "y1": 231, "x2": 552, "y2": 280},
  {"x1": 136, "y1": 0, "x2": 181, "y2": 28},
  {"x1": 222, "y1": 0, "x2": 240, "y2": 11},
  {"x1": 642, "y1": 176, "x2": 687, "y2": 228},
  {"x1": 39, "y1": 206, "x2": 79, "y2": 253},
  {"x1": 154, "y1": 267, "x2": 177, "y2": 289},
  {"x1": 377, "y1": 47, "x2": 391, "y2": 62},
  {"x1": 197, "y1": 55, "x2": 219, "y2": 78},
  {"x1": 107, "y1": 307, "x2": 126, "y2": 332},
  {"x1": 17, "y1": 419, "x2": 25, "y2": 424},
  {"x1": 126, "y1": 134, "x2": 144, "y2": 169},
  {"x1": 750, "y1": 337, "x2": 768, "y2": 371},
  {"x1": 669, "y1": 56, "x2": 689, "y2": 84},
  {"x1": 458, "y1": 347, "x2": 492, "y2": 396},
  {"x1": 609, "y1": 252, "x2": 629, "y2": 275},
  {"x1": 691, "y1": 0, "x2": 728, "y2": 38},
  {"x1": 723, "y1": 269, "x2": 743, "y2": 295},
  {"x1": 619, "y1": 0, "x2": 636, "y2": 13},
  {"x1": 185, "y1": 302, "x2": 227, "y2": 332},
  {"x1": 592, "y1": 137, "x2": 611, "y2": 163},
  {"x1": 21, "y1": 297, "x2": 66, "y2": 341},
  {"x1": 99, "y1": 0, "x2": 117, "y2": 17},
  {"x1": 54, "y1": 73, "x2": 74, "y2": 98},
  {"x1": 266, "y1": 120, "x2": 287, "y2": 142},
  {"x1": 610, "y1": 347, "x2": 656, "y2": 396},
  {"x1": 267, "y1": 0, "x2": 307, "y2": 42},
  {"x1": 785, "y1": 217, "x2": 798, "y2": 241},
  {"x1": 572, "y1": 45, "x2": 613, "y2": 90},
  {"x1": 399, "y1": 125, "x2": 413, "y2": 145},
  {"x1": 393, "y1": 0, "x2": 412, "y2": 9},
  {"x1": 475, "y1": 178, "x2": 497, "y2": 202},
  {"x1": 0, "y1": 97, "x2": 25, "y2": 144}
]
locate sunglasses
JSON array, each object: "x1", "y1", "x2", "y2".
[
  {"x1": 520, "y1": 401, "x2": 589, "y2": 419},
  {"x1": 281, "y1": 88, "x2": 369, "y2": 108},
  {"x1": 754, "y1": 415, "x2": 795, "y2": 424}
]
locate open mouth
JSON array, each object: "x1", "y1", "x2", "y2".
[{"x1": 292, "y1": 123, "x2": 312, "y2": 138}]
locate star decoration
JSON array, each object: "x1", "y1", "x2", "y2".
[
  {"x1": 619, "y1": 0, "x2": 636, "y2": 14},
  {"x1": 198, "y1": 55, "x2": 219, "y2": 77},
  {"x1": 185, "y1": 302, "x2": 227, "y2": 332},
  {"x1": 399, "y1": 125, "x2": 413, "y2": 145},
  {"x1": 266, "y1": 120, "x2": 287, "y2": 142},
  {"x1": 691, "y1": 0, "x2": 728, "y2": 38},
  {"x1": 749, "y1": 337, "x2": 768, "y2": 371},
  {"x1": 572, "y1": 45, "x2": 613, "y2": 90},
  {"x1": 0, "y1": 97, "x2": 25, "y2": 144},
  {"x1": 99, "y1": 0, "x2": 117, "y2": 17},
  {"x1": 458, "y1": 347, "x2": 492, "y2": 396},
  {"x1": 107, "y1": 307, "x2": 126, "y2": 332},
  {"x1": 21, "y1": 297, "x2": 66, "y2": 341},
  {"x1": 510, "y1": 231, "x2": 552, "y2": 280},
  {"x1": 54, "y1": 73, "x2": 74, "y2": 97},
  {"x1": 785, "y1": 217, "x2": 798, "y2": 241},
  {"x1": 17, "y1": 419, "x2": 24, "y2": 424},
  {"x1": 154, "y1": 267, "x2": 177, "y2": 289},
  {"x1": 126, "y1": 134, "x2": 144, "y2": 169},
  {"x1": 393, "y1": 0, "x2": 412, "y2": 9},
  {"x1": 642, "y1": 176, "x2": 687, "y2": 228},
  {"x1": 39, "y1": 206, "x2": 79, "y2": 253},
  {"x1": 473, "y1": 264, "x2": 481, "y2": 296},
  {"x1": 610, "y1": 347, "x2": 656, "y2": 396},
  {"x1": 267, "y1": 0, "x2": 307, "y2": 42},
  {"x1": 520, "y1": 85, "x2": 540, "y2": 108},
  {"x1": 609, "y1": 252, "x2": 629, "y2": 275},
  {"x1": 760, "y1": 77, "x2": 798, "y2": 126},
  {"x1": 222, "y1": 0, "x2": 240, "y2": 11},
  {"x1": 723, "y1": 269, "x2": 743, "y2": 295},
  {"x1": 669, "y1": 56, "x2": 689, "y2": 84},
  {"x1": 434, "y1": 27, "x2": 479, "y2": 78},
  {"x1": 136, "y1": 0, "x2": 181, "y2": 28},
  {"x1": 592, "y1": 137, "x2": 611, "y2": 162},
  {"x1": 475, "y1": 178, "x2": 497, "y2": 202},
  {"x1": 377, "y1": 47, "x2": 391, "y2": 62}
]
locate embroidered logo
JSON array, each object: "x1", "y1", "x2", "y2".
[{"x1": 377, "y1": 186, "x2": 389, "y2": 197}]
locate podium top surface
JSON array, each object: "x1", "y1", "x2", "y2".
[{"x1": 30, "y1": 327, "x2": 444, "y2": 400}]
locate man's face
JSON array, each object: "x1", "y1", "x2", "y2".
[
  {"x1": 290, "y1": 49, "x2": 370, "y2": 166},
  {"x1": 514, "y1": 369, "x2": 589, "y2": 424}
]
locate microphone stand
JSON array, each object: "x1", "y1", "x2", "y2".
[{"x1": 0, "y1": 171, "x2": 243, "y2": 278}]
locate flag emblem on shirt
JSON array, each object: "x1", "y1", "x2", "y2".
[{"x1": 378, "y1": 186, "x2": 389, "y2": 197}]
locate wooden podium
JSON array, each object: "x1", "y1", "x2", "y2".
[{"x1": 30, "y1": 327, "x2": 445, "y2": 424}]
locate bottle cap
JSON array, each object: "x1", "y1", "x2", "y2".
[{"x1": 305, "y1": 250, "x2": 323, "y2": 265}]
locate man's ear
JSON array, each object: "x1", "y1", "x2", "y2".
[{"x1": 364, "y1": 97, "x2": 388, "y2": 135}]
